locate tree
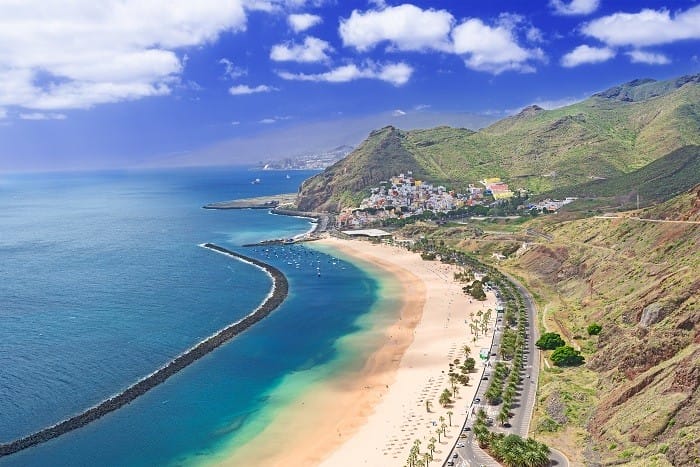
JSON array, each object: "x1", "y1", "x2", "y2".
[
  {"x1": 535, "y1": 332, "x2": 565, "y2": 350},
  {"x1": 551, "y1": 345, "x2": 585, "y2": 366},
  {"x1": 587, "y1": 322, "x2": 602, "y2": 335},
  {"x1": 463, "y1": 344, "x2": 471, "y2": 357},
  {"x1": 439, "y1": 389, "x2": 452, "y2": 407},
  {"x1": 425, "y1": 399, "x2": 432, "y2": 413},
  {"x1": 497, "y1": 406, "x2": 510, "y2": 426},
  {"x1": 465, "y1": 280, "x2": 487, "y2": 300},
  {"x1": 436, "y1": 428, "x2": 442, "y2": 443},
  {"x1": 447, "y1": 410, "x2": 453, "y2": 426},
  {"x1": 462, "y1": 357, "x2": 476, "y2": 372},
  {"x1": 449, "y1": 374, "x2": 458, "y2": 394},
  {"x1": 428, "y1": 437, "x2": 437, "y2": 455}
]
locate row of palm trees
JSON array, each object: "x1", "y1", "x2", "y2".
[{"x1": 473, "y1": 409, "x2": 550, "y2": 467}]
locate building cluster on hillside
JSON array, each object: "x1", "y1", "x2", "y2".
[
  {"x1": 359, "y1": 172, "x2": 457, "y2": 212},
  {"x1": 339, "y1": 171, "x2": 486, "y2": 228},
  {"x1": 482, "y1": 178, "x2": 515, "y2": 200},
  {"x1": 337, "y1": 172, "x2": 576, "y2": 228},
  {"x1": 528, "y1": 197, "x2": 577, "y2": 212}
]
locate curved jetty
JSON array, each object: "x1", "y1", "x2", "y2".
[{"x1": 0, "y1": 244, "x2": 288, "y2": 457}]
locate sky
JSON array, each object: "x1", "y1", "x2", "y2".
[{"x1": 0, "y1": 0, "x2": 699, "y2": 171}]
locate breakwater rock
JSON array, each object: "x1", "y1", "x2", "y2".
[{"x1": 0, "y1": 244, "x2": 288, "y2": 457}]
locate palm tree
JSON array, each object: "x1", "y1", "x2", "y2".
[
  {"x1": 425, "y1": 399, "x2": 432, "y2": 413},
  {"x1": 497, "y1": 407, "x2": 509, "y2": 426},
  {"x1": 423, "y1": 452, "x2": 433, "y2": 466},
  {"x1": 441, "y1": 422, "x2": 447, "y2": 436},
  {"x1": 449, "y1": 374, "x2": 458, "y2": 395},
  {"x1": 463, "y1": 344, "x2": 471, "y2": 357},
  {"x1": 447, "y1": 410, "x2": 453, "y2": 426},
  {"x1": 427, "y1": 438, "x2": 436, "y2": 456},
  {"x1": 436, "y1": 428, "x2": 442, "y2": 443},
  {"x1": 439, "y1": 389, "x2": 452, "y2": 407}
]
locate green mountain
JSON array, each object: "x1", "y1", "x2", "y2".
[
  {"x1": 540, "y1": 145, "x2": 700, "y2": 208},
  {"x1": 297, "y1": 73, "x2": 700, "y2": 212}
]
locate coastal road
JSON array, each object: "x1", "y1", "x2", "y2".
[
  {"x1": 445, "y1": 273, "x2": 568, "y2": 467},
  {"x1": 502, "y1": 273, "x2": 540, "y2": 438},
  {"x1": 502, "y1": 273, "x2": 569, "y2": 467}
]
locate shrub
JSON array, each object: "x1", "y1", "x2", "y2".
[
  {"x1": 550, "y1": 346, "x2": 585, "y2": 367},
  {"x1": 587, "y1": 323, "x2": 602, "y2": 335},
  {"x1": 536, "y1": 332, "x2": 565, "y2": 350}
]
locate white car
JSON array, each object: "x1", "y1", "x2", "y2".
[{"x1": 456, "y1": 442, "x2": 466, "y2": 448}]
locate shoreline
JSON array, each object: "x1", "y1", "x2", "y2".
[
  {"x1": 211, "y1": 236, "x2": 496, "y2": 467},
  {"x1": 0, "y1": 244, "x2": 288, "y2": 457}
]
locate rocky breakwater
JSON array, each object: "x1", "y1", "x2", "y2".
[{"x1": 0, "y1": 244, "x2": 288, "y2": 457}]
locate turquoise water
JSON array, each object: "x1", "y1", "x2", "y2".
[{"x1": 0, "y1": 168, "x2": 380, "y2": 466}]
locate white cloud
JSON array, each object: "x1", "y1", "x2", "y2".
[
  {"x1": 258, "y1": 115, "x2": 291, "y2": 124},
  {"x1": 561, "y1": 44, "x2": 615, "y2": 67},
  {"x1": 0, "y1": 1, "x2": 247, "y2": 110},
  {"x1": 0, "y1": 108, "x2": 7, "y2": 119},
  {"x1": 550, "y1": 0, "x2": 599, "y2": 16},
  {"x1": 451, "y1": 18, "x2": 544, "y2": 74},
  {"x1": 339, "y1": 4, "x2": 454, "y2": 52},
  {"x1": 219, "y1": 58, "x2": 247, "y2": 80},
  {"x1": 392, "y1": 109, "x2": 406, "y2": 116},
  {"x1": 277, "y1": 62, "x2": 413, "y2": 86},
  {"x1": 526, "y1": 26, "x2": 544, "y2": 43},
  {"x1": 243, "y1": 0, "x2": 325, "y2": 13},
  {"x1": 532, "y1": 96, "x2": 581, "y2": 109},
  {"x1": 626, "y1": 50, "x2": 671, "y2": 65},
  {"x1": 229, "y1": 84, "x2": 277, "y2": 95},
  {"x1": 270, "y1": 36, "x2": 332, "y2": 63},
  {"x1": 582, "y1": 5, "x2": 700, "y2": 47},
  {"x1": 231, "y1": 120, "x2": 241, "y2": 125},
  {"x1": 288, "y1": 13, "x2": 322, "y2": 32},
  {"x1": 19, "y1": 112, "x2": 67, "y2": 120}
]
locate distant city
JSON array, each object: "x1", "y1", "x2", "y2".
[{"x1": 258, "y1": 145, "x2": 354, "y2": 170}]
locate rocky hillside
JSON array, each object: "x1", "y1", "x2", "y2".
[
  {"x1": 297, "y1": 73, "x2": 700, "y2": 212},
  {"x1": 505, "y1": 186, "x2": 699, "y2": 465}
]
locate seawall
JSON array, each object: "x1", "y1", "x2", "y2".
[{"x1": 0, "y1": 244, "x2": 288, "y2": 457}]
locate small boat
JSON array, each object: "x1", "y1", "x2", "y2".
[
  {"x1": 286, "y1": 174, "x2": 291, "y2": 179},
  {"x1": 252, "y1": 178, "x2": 261, "y2": 184}
]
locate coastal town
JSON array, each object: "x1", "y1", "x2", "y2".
[{"x1": 338, "y1": 171, "x2": 576, "y2": 229}]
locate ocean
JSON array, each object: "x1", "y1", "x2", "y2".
[{"x1": 0, "y1": 168, "x2": 392, "y2": 466}]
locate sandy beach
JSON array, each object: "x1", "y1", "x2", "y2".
[{"x1": 214, "y1": 236, "x2": 496, "y2": 467}]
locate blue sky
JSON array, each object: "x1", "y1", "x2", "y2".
[{"x1": 1, "y1": 0, "x2": 699, "y2": 171}]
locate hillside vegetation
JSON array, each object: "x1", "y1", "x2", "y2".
[
  {"x1": 540, "y1": 145, "x2": 700, "y2": 209},
  {"x1": 500, "y1": 187, "x2": 699, "y2": 465},
  {"x1": 297, "y1": 74, "x2": 700, "y2": 212}
]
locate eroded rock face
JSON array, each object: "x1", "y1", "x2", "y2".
[{"x1": 639, "y1": 302, "x2": 668, "y2": 328}]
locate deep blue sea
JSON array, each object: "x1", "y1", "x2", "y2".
[{"x1": 0, "y1": 168, "x2": 383, "y2": 466}]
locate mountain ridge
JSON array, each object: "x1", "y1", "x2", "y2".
[{"x1": 297, "y1": 73, "x2": 700, "y2": 212}]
